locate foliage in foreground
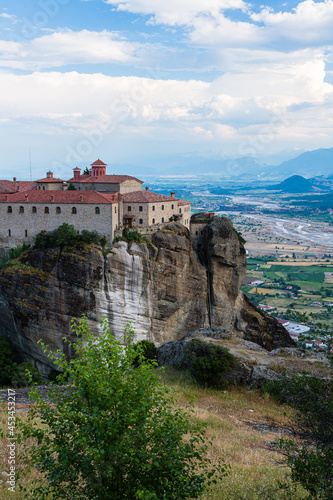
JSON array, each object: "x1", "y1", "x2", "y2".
[
  {"x1": 265, "y1": 373, "x2": 333, "y2": 499},
  {"x1": 181, "y1": 339, "x2": 234, "y2": 389},
  {"x1": 0, "y1": 337, "x2": 44, "y2": 388},
  {"x1": 15, "y1": 318, "x2": 228, "y2": 500},
  {"x1": 33, "y1": 223, "x2": 100, "y2": 249},
  {"x1": 113, "y1": 226, "x2": 148, "y2": 244}
]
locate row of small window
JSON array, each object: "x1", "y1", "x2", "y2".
[
  {"x1": 135, "y1": 218, "x2": 165, "y2": 224},
  {"x1": 127, "y1": 204, "x2": 174, "y2": 212},
  {"x1": 7, "y1": 206, "x2": 102, "y2": 215}
]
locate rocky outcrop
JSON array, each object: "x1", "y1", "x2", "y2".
[
  {"x1": 0, "y1": 218, "x2": 295, "y2": 376},
  {"x1": 157, "y1": 328, "x2": 331, "y2": 387}
]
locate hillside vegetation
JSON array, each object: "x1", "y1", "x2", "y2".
[{"x1": 0, "y1": 368, "x2": 310, "y2": 499}]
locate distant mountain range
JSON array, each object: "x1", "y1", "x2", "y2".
[{"x1": 115, "y1": 147, "x2": 333, "y2": 180}]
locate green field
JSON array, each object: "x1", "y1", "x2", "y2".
[{"x1": 242, "y1": 257, "x2": 333, "y2": 326}]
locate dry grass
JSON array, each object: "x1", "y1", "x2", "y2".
[
  {"x1": 0, "y1": 371, "x2": 310, "y2": 499},
  {"x1": 160, "y1": 368, "x2": 309, "y2": 499}
]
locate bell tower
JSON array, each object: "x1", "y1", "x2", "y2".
[{"x1": 90, "y1": 159, "x2": 107, "y2": 177}]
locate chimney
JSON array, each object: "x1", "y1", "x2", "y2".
[
  {"x1": 171, "y1": 191, "x2": 175, "y2": 198},
  {"x1": 47, "y1": 171, "x2": 53, "y2": 179},
  {"x1": 73, "y1": 167, "x2": 81, "y2": 181},
  {"x1": 13, "y1": 177, "x2": 16, "y2": 182},
  {"x1": 80, "y1": 195, "x2": 83, "y2": 202},
  {"x1": 25, "y1": 194, "x2": 28, "y2": 202},
  {"x1": 209, "y1": 212, "x2": 215, "y2": 218},
  {"x1": 145, "y1": 186, "x2": 149, "y2": 191},
  {"x1": 51, "y1": 195, "x2": 54, "y2": 202}
]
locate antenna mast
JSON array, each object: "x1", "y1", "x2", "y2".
[{"x1": 29, "y1": 146, "x2": 32, "y2": 181}]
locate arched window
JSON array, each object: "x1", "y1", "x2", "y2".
[
  {"x1": 42, "y1": 186, "x2": 45, "y2": 190},
  {"x1": 171, "y1": 204, "x2": 174, "y2": 210},
  {"x1": 179, "y1": 208, "x2": 182, "y2": 214},
  {"x1": 139, "y1": 219, "x2": 143, "y2": 224},
  {"x1": 44, "y1": 207, "x2": 49, "y2": 214},
  {"x1": 25, "y1": 230, "x2": 28, "y2": 238},
  {"x1": 72, "y1": 207, "x2": 77, "y2": 214},
  {"x1": 38, "y1": 186, "x2": 41, "y2": 190},
  {"x1": 152, "y1": 206, "x2": 155, "y2": 211},
  {"x1": 161, "y1": 217, "x2": 164, "y2": 223},
  {"x1": 95, "y1": 207, "x2": 100, "y2": 214},
  {"x1": 8, "y1": 229, "x2": 11, "y2": 237},
  {"x1": 32, "y1": 206, "x2": 37, "y2": 213},
  {"x1": 128, "y1": 206, "x2": 131, "y2": 212},
  {"x1": 19, "y1": 206, "x2": 24, "y2": 214},
  {"x1": 115, "y1": 206, "x2": 117, "y2": 214},
  {"x1": 7, "y1": 206, "x2": 12, "y2": 213},
  {"x1": 152, "y1": 218, "x2": 155, "y2": 224},
  {"x1": 56, "y1": 207, "x2": 61, "y2": 214},
  {"x1": 139, "y1": 206, "x2": 143, "y2": 212},
  {"x1": 161, "y1": 205, "x2": 164, "y2": 210}
]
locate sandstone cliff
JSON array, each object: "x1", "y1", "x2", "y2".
[{"x1": 0, "y1": 218, "x2": 295, "y2": 376}]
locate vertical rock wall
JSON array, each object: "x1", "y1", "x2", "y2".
[{"x1": 0, "y1": 219, "x2": 295, "y2": 376}]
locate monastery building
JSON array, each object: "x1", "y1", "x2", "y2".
[{"x1": 0, "y1": 159, "x2": 191, "y2": 248}]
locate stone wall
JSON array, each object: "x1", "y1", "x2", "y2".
[
  {"x1": 1, "y1": 202, "x2": 116, "y2": 247},
  {"x1": 75, "y1": 179, "x2": 143, "y2": 193},
  {"x1": 123, "y1": 200, "x2": 191, "y2": 230}
]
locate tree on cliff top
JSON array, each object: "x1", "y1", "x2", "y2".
[{"x1": 16, "y1": 318, "x2": 228, "y2": 500}]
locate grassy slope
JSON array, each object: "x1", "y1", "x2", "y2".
[{"x1": 0, "y1": 369, "x2": 309, "y2": 499}]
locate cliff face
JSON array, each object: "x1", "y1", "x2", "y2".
[{"x1": 0, "y1": 218, "x2": 295, "y2": 376}]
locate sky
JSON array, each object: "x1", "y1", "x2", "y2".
[{"x1": 1, "y1": 0, "x2": 333, "y2": 179}]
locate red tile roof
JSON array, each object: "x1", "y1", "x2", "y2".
[
  {"x1": 36, "y1": 177, "x2": 65, "y2": 183},
  {"x1": 122, "y1": 191, "x2": 177, "y2": 203},
  {"x1": 67, "y1": 174, "x2": 143, "y2": 184},
  {"x1": 0, "y1": 190, "x2": 118, "y2": 204},
  {"x1": 123, "y1": 190, "x2": 191, "y2": 205},
  {"x1": 91, "y1": 159, "x2": 107, "y2": 166},
  {"x1": 0, "y1": 180, "x2": 37, "y2": 193}
]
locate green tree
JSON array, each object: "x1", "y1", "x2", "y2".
[
  {"x1": 265, "y1": 373, "x2": 333, "y2": 499},
  {"x1": 53, "y1": 223, "x2": 77, "y2": 246},
  {"x1": 16, "y1": 318, "x2": 228, "y2": 499},
  {"x1": 83, "y1": 167, "x2": 90, "y2": 175},
  {"x1": 67, "y1": 182, "x2": 76, "y2": 190}
]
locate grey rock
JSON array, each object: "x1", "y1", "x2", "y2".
[{"x1": 0, "y1": 217, "x2": 295, "y2": 376}]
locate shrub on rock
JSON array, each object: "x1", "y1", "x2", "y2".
[{"x1": 181, "y1": 339, "x2": 234, "y2": 389}]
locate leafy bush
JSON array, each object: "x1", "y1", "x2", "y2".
[
  {"x1": 0, "y1": 337, "x2": 44, "y2": 388},
  {"x1": 235, "y1": 230, "x2": 246, "y2": 245},
  {"x1": 10, "y1": 362, "x2": 44, "y2": 388},
  {"x1": 265, "y1": 373, "x2": 333, "y2": 499},
  {"x1": 0, "y1": 242, "x2": 31, "y2": 269},
  {"x1": 16, "y1": 318, "x2": 229, "y2": 499},
  {"x1": 113, "y1": 227, "x2": 148, "y2": 244},
  {"x1": 34, "y1": 223, "x2": 100, "y2": 249},
  {"x1": 133, "y1": 340, "x2": 158, "y2": 365},
  {"x1": 181, "y1": 339, "x2": 234, "y2": 389}
]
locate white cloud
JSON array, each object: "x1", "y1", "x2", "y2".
[
  {"x1": 104, "y1": 0, "x2": 247, "y2": 25},
  {"x1": 0, "y1": 53, "x2": 331, "y2": 136},
  {"x1": 0, "y1": 12, "x2": 16, "y2": 20},
  {"x1": 0, "y1": 29, "x2": 140, "y2": 70},
  {"x1": 250, "y1": 0, "x2": 333, "y2": 45}
]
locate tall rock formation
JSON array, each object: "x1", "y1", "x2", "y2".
[{"x1": 0, "y1": 218, "x2": 295, "y2": 376}]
